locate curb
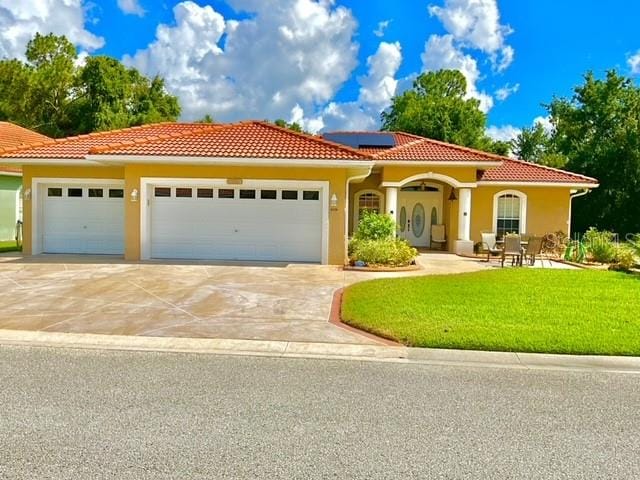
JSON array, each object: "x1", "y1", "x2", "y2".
[{"x1": 1, "y1": 329, "x2": 639, "y2": 374}]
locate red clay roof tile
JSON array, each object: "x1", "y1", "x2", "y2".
[{"x1": 479, "y1": 158, "x2": 598, "y2": 184}]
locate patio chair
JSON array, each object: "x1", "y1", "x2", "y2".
[
  {"x1": 430, "y1": 224, "x2": 447, "y2": 251},
  {"x1": 524, "y1": 236, "x2": 544, "y2": 266},
  {"x1": 480, "y1": 232, "x2": 502, "y2": 262},
  {"x1": 501, "y1": 234, "x2": 524, "y2": 267}
]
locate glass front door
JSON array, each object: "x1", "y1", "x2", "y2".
[{"x1": 398, "y1": 189, "x2": 442, "y2": 248}]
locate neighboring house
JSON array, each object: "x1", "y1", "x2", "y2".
[
  {"x1": 0, "y1": 122, "x2": 50, "y2": 241},
  {"x1": 0, "y1": 121, "x2": 597, "y2": 263}
]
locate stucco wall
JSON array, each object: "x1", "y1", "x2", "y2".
[
  {"x1": 471, "y1": 185, "x2": 571, "y2": 244},
  {"x1": 0, "y1": 175, "x2": 22, "y2": 241}
]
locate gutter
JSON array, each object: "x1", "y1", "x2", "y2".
[
  {"x1": 568, "y1": 188, "x2": 591, "y2": 237},
  {"x1": 344, "y1": 165, "x2": 374, "y2": 263}
]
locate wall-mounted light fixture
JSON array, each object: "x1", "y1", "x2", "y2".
[
  {"x1": 448, "y1": 189, "x2": 457, "y2": 202},
  {"x1": 330, "y1": 193, "x2": 338, "y2": 210},
  {"x1": 131, "y1": 188, "x2": 139, "y2": 202},
  {"x1": 23, "y1": 188, "x2": 31, "y2": 201}
]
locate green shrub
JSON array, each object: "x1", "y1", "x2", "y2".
[
  {"x1": 610, "y1": 245, "x2": 637, "y2": 272},
  {"x1": 629, "y1": 234, "x2": 640, "y2": 258},
  {"x1": 349, "y1": 238, "x2": 418, "y2": 267},
  {"x1": 582, "y1": 227, "x2": 617, "y2": 263},
  {"x1": 354, "y1": 210, "x2": 395, "y2": 240}
]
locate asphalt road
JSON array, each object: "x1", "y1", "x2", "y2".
[{"x1": 1, "y1": 346, "x2": 638, "y2": 479}]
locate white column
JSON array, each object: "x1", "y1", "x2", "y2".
[
  {"x1": 455, "y1": 188, "x2": 474, "y2": 255},
  {"x1": 385, "y1": 187, "x2": 398, "y2": 217}
]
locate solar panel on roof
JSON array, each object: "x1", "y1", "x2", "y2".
[{"x1": 323, "y1": 132, "x2": 396, "y2": 149}]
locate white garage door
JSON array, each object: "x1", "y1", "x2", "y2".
[
  {"x1": 149, "y1": 183, "x2": 324, "y2": 262},
  {"x1": 42, "y1": 184, "x2": 125, "y2": 254}
]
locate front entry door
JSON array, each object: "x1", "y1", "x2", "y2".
[{"x1": 398, "y1": 190, "x2": 442, "y2": 248}]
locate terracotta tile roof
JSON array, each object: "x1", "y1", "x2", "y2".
[
  {"x1": 371, "y1": 137, "x2": 505, "y2": 162},
  {"x1": 2, "y1": 121, "x2": 368, "y2": 161},
  {"x1": 0, "y1": 122, "x2": 50, "y2": 152},
  {"x1": 89, "y1": 121, "x2": 368, "y2": 160},
  {"x1": 479, "y1": 158, "x2": 598, "y2": 185},
  {"x1": 0, "y1": 123, "x2": 214, "y2": 159}
]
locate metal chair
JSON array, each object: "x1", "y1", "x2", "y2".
[
  {"x1": 524, "y1": 236, "x2": 544, "y2": 266},
  {"x1": 501, "y1": 234, "x2": 524, "y2": 267}
]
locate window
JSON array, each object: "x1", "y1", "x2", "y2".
[
  {"x1": 109, "y1": 189, "x2": 124, "y2": 198},
  {"x1": 68, "y1": 188, "x2": 83, "y2": 197},
  {"x1": 48, "y1": 188, "x2": 62, "y2": 197},
  {"x1": 494, "y1": 191, "x2": 526, "y2": 238},
  {"x1": 197, "y1": 188, "x2": 214, "y2": 198},
  {"x1": 303, "y1": 191, "x2": 320, "y2": 201},
  {"x1": 218, "y1": 189, "x2": 235, "y2": 199},
  {"x1": 354, "y1": 191, "x2": 382, "y2": 227},
  {"x1": 282, "y1": 190, "x2": 298, "y2": 200},
  {"x1": 88, "y1": 188, "x2": 103, "y2": 198},
  {"x1": 239, "y1": 189, "x2": 256, "y2": 199},
  {"x1": 176, "y1": 188, "x2": 192, "y2": 198},
  {"x1": 260, "y1": 189, "x2": 277, "y2": 200},
  {"x1": 155, "y1": 187, "x2": 171, "y2": 197}
]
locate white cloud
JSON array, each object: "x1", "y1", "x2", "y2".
[
  {"x1": 495, "y1": 82, "x2": 519, "y2": 101},
  {"x1": 117, "y1": 0, "x2": 145, "y2": 17},
  {"x1": 0, "y1": 0, "x2": 104, "y2": 59},
  {"x1": 421, "y1": 34, "x2": 493, "y2": 112},
  {"x1": 628, "y1": 50, "x2": 640, "y2": 75},
  {"x1": 533, "y1": 115, "x2": 553, "y2": 133},
  {"x1": 125, "y1": 0, "x2": 359, "y2": 122},
  {"x1": 486, "y1": 124, "x2": 520, "y2": 142},
  {"x1": 373, "y1": 19, "x2": 391, "y2": 38},
  {"x1": 297, "y1": 41, "x2": 403, "y2": 132},
  {"x1": 428, "y1": 0, "x2": 514, "y2": 71}
]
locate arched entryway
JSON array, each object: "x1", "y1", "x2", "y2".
[{"x1": 381, "y1": 172, "x2": 476, "y2": 255}]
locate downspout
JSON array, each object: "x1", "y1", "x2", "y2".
[
  {"x1": 344, "y1": 165, "x2": 374, "y2": 265},
  {"x1": 568, "y1": 189, "x2": 591, "y2": 238}
]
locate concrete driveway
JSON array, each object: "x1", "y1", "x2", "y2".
[{"x1": 0, "y1": 253, "x2": 493, "y2": 345}]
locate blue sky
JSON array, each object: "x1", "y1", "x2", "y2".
[{"x1": 1, "y1": 0, "x2": 640, "y2": 137}]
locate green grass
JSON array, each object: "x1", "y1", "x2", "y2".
[
  {"x1": 0, "y1": 240, "x2": 21, "y2": 253},
  {"x1": 342, "y1": 269, "x2": 640, "y2": 355}
]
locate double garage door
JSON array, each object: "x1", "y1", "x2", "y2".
[
  {"x1": 40, "y1": 180, "x2": 324, "y2": 263},
  {"x1": 149, "y1": 184, "x2": 323, "y2": 262}
]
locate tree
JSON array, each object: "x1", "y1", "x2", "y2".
[
  {"x1": 510, "y1": 122, "x2": 567, "y2": 167},
  {"x1": 381, "y1": 70, "x2": 494, "y2": 150},
  {"x1": 0, "y1": 33, "x2": 180, "y2": 137},
  {"x1": 548, "y1": 70, "x2": 640, "y2": 235},
  {"x1": 274, "y1": 118, "x2": 303, "y2": 133},
  {"x1": 196, "y1": 114, "x2": 215, "y2": 123}
]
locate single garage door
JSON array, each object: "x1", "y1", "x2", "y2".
[
  {"x1": 150, "y1": 184, "x2": 323, "y2": 262},
  {"x1": 42, "y1": 184, "x2": 125, "y2": 254}
]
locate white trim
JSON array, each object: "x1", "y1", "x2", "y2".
[
  {"x1": 30, "y1": 177, "x2": 125, "y2": 255},
  {"x1": 0, "y1": 171, "x2": 22, "y2": 177},
  {"x1": 492, "y1": 190, "x2": 527, "y2": 235},
  {"x1": 353, "y1": 189, "x2": 385, "y2": 228},
  {"x1": 479, "y1": 181, "x2": 599, "y2": 189},
  {"x1": 381, "y1": 172, "x2": 476, "y2": 189},
  {"x1": 139, "y1": 177, "x2": 330, "y2": 265},
  {"x1": 1, "y1": 158, "x2": 103, "y2": 166},
  {"x1": 89, "y1": 154, "x2": 373, "y2": 169},
  {"x1": 374, "y1": 160, "x2": 501, "y2": 167}
]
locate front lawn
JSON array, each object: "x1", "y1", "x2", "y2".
[
  {"x1": 0, "y1": 240, "x2": 20, "y2": 253},
  {"x1": 342, "y1": 269, "x2": 640, "y2": 355}
]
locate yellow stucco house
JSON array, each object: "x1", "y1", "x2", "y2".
[{"x1": 0, "y1": 121, "x2": 598, "y2": 264}]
